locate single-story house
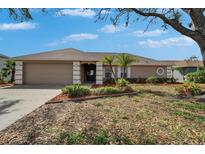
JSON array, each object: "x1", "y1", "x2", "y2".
[
  {"x1": 161, "y1": 60, "x2": 204, "y2": 82},
  {"x1": 0, "y1": 53, "x2": 9, "y2": 70},
  {"x1": 13, "y1": 48, "x2": 172, "y2": 85}
]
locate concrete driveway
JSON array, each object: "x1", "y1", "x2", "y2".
[{"x1": 0, "y1": 85, "x2": 61, "y2": 131}]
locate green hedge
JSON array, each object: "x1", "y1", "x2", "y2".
[
  {"x1": 116, "y1": 78, "x2": 129, "y2": 87},
  {"x1": 104, "y1": 77, "x2": 174, "y2": 84},
  {"x1": 186, "y1": 70, "x2": 205, "y2": 83}
]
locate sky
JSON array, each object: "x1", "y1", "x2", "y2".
[{"x1": 0, "y1": 8, "x2": 202, "y2": 60}]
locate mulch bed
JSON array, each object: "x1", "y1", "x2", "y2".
[
  {"x1": 0, "y1": 83, "x2": 14, "y2": 88},
  {"x1": 47, "y1": 91, "x2": 138, "y2": 104}
]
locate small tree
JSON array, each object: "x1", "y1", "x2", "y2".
[
  {"x1": 116, "y1": 53, "x2": 137, "y2": 78},
  {"x1": 2, "y1": 60, "x2": 16, "y2": 83},
  {"x1": 101, "y1": 55, "x2": 117, "y2": 83}
]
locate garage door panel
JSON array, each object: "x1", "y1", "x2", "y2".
[{"x1": 24, "y1": 62, "x2": 73, "y2": 85}]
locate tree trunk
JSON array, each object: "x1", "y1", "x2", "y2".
[
  {"x1": 197, "y1": 40, "x2": 205, "y2": 67},
  {"x1": 109, "y1": 64, "x2": 117, "y2": 84},
  {"x1": 123, "y1": 67, "x2": 126, "y2": 78},
  {"x1": 11, "y1": 69, "x2": 15, "y2": 83}
]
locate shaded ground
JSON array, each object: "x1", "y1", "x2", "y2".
[
  {"x1": 0, "y1": 85, "x2": 61, "y2": 130},
  {"x1": 0, "y1": 84, "x2": 205, "y2": 145}
]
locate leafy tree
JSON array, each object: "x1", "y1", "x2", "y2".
[
  {"x1": 101, "y1": 55, "x2": 117, "y2": 83},
  {"x1": 116, "y1": 53, "x2": 137, "y2": 78},
  {"x1": 2, "y1": 60, "x2": 16, "y2": 83},
  {"x1": 186, "y1": 56, "x2": 199, "y2": 61},
  {"x1": 96, "y1": 8, "x2": 205, "y2": 66}
]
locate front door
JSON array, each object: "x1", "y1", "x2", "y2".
[{"x1": 84, "y1": 64, "x2": 96, "y2": 83}]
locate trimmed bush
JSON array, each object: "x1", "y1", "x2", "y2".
[
  {"x1": 92, "y1": 87, "x2": 121, "y2": 95},
  {"x1": 116, "y1": 78, "x2": 129, "y2": 87},
  {"x1": 175, "y1": 82, "x2": 202, "y2": 96},
  {"x1": 62, "y1": 84, "x2": 91, "y2": 97},
  {"x1": 146, "y1": 76, "x2": 158, "y2": 84},
  {"x1": 186, "y1": 69, "x2": 205, "y2": 83},
  {"x1": 104, "y1": 77, "x2": 174, "y2": 84}
]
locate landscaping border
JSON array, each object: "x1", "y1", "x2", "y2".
[
  {"x1": 46, "y1": 91, "x2": 138, "y2": 104},
  {"x1": 0, "y1": 83, "x2": 14, "y2": 89}
]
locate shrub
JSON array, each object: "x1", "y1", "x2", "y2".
[
  {"x1": 104, "y1": 77, "x2": 174, "y2": 84},
  {"x1": 116, "y1": 78, "x2": 129, "y2": 87},
  {"x1": 92, "y1": 87, "x2": 121, "y2": 95},
  {"x1": 62, "y1": 84, "x2": 90, "y2": 97},
  {"x1": 146, "y1": 76, "x2": 158, "y2": 84},
  {"x1": 93, "y1": 130, "x2": 109, "y2": 145},
  {"x1": 186, "y1": 69, "x2": 205, "y2": 83},
  {"x1": 175, "y1": 82, "x2": 202, "y2": 96}
]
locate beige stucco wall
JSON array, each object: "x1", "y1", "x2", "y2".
[{"x1": 130, "y1": 66, "x2": 167, "y2": 78}]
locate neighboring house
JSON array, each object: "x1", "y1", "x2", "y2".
[
  {"x1": 13, "y1": 48, "x2": 172, "y2": 85},
  {"x1": 0, "y1": 53, "x2": 9, "y2": 81},
  {"x1": 0, "y1": 53, "x2": 9, "y2": 70},
  {"x1": 161, "y1": 60, "x2": 204, "y2": 82}
]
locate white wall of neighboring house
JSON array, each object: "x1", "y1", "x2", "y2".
[{"x1": 173, "y1": 70, "x2": 184, "y2": 82}]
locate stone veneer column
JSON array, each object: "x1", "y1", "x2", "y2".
[
  {"x1": 73, "y1": 62, "x2": 81, "y2": 84},
  {"x1": 15, "y1": 61, "x2": 23, "y2": 84},
  {"x1": 166, "y1": 66, "x2": 172, "y2": 79},
  {"x1": 96, "y1": 62, "x2": 103, "y2": 84},
  {"x1": 127, "y1": 67, "x2": 131, "y2": 78}
]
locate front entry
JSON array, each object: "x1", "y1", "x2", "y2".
[{"x1": 84, "y1": 64, "x2": 96, "y2": 83}]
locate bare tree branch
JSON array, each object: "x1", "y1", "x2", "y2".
[{"x1": 130, "y1": 8, "x2": 196, "y2": 38}]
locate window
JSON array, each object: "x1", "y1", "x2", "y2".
[
  {"x1": 121, "y1": 73, "x2": 127, "y2": 78},
  {"x1": 120, "y1": 67, "x2": 127, "y2": 78},
  {"x1": 104, "y1": 67, "x2": 112, "y2": 79}
]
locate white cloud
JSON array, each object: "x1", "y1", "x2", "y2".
[
  {"x1": 47, "y1": 33, "x2": 98, "y2": 46},
  {"x1": 56, "y1": 9, "x2": 96, "y2": 18},
  {"x1": 138, "y1": 36, "x2": 195, "y2": 48},
  {"x1": 132, "y1": 29, "x2": 166, "y2": 37},
  {"x1": 98, "y1": 24, "x2": 126, "y2": 33},
  {"x1": 0, "y1": 22, "x2": 37, "y2": 30}
]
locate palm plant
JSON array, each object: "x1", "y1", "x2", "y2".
[
  {"x1": 2, "y1": 60, "x2": 16, "y2": 83},
  {"x1": 101, "y1": 55, "x2": 117, "y2": 83},
  {"x1": 116, "y1": 53, "x2": 137, "y2": 78}
]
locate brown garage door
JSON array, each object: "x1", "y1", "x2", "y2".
[{"x1": 24, "y1": 62, "x2": 73, "y2": 85}]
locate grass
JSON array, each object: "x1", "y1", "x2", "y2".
[{"x1": 0, "y1": 84, "x2": 205, "y2": 145}]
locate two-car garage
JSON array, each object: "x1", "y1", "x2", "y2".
[{"x1": 23, "y1": 62, "x2": 73, "y2": 85}]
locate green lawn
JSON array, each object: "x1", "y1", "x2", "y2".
[{"x1": 0, "y1": 84, "x2": 205, "y2": 144}]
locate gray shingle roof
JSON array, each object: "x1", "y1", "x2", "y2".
[
  {"x1": 13, "y1": 48, "x2": 169, "y2": 66},
  {"x1": 160, "y1": 60, "x2": 204, "y2": 67},
  {"x1": 0, "y1": 53, "x2": 9, "y2": 59}
]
